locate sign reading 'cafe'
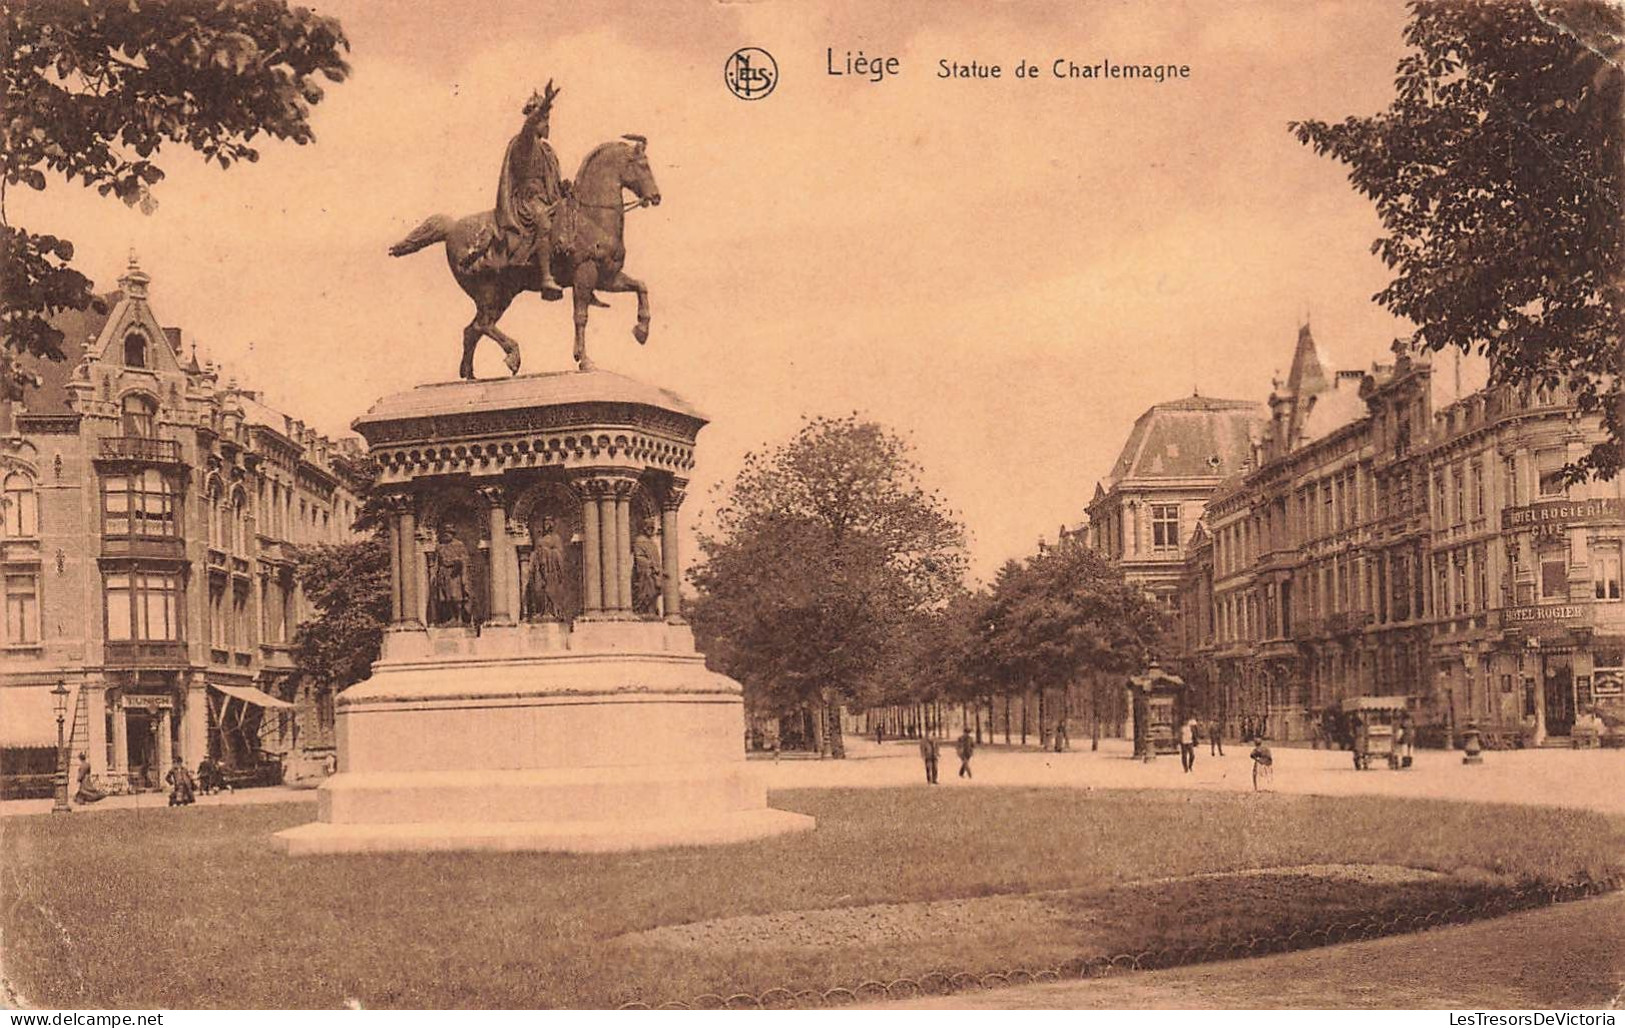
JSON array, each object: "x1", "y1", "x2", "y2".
[{"x1": 1502, "y1": 497, "x2": 1622, "y2": 536}]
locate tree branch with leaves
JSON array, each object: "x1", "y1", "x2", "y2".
[{"x1": 3, "y1": 1, "x2": 350, "y2": 361}]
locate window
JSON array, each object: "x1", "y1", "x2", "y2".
[
  {"x1": 1475, "y1": 547, "x2": 1489, "y2": 612},
  {"x1": 2, "y1": 473, "x2": 38, "y2": 537},
  {"x1": 102, "y1": 470, "x2": 177, "y2": 537},
  {"x1": 105, "y1": 570, "x2": 182, "y2": 641},
  {"x1": 4, "y1": 571, "x2": 39, "y2": 645},
  {"x1": 209, "y1": 584, "x2": 227, "y2": 650},
  {"x1": 233, "y1": 586, "x2": 251, "y2": 649},
  {"x1": 1433, "y1": 473, "x2": 1446, "y2": 525},
  {"x1": 120, "y1": 394, "x2": 157, "y2": 437},
  {"x1": 1452, "y1": 467, "x2": 1465, "y2": 525},
  {"x1": 1503, "y1": 456, "x2": 1518, "y2": 507},
  {"x1": 1436, "y1": 558, "x2": 1450, "y2": 617},
  {"x1": 1540, "y1": 551, "x2": 1569, "y2": 601},
  {"x1": 123, "y1": 332, "x2": 147, "y2": 368},
  {"x1": 1454, "y1": 560, "x2": 1469, "y2": 616},
  {"x1": 1595, "y1": 544, "x2": 1622, "y2": 601},
  {"x1": 1471, "y1": 462, "x2": 1484, "y2": 518},
  {"x1": 1151, "y1": 504, "x2": 1180, "y2": 550},
  {"x1": 1537, "y1": 450, "x2": 1567, "y2": 496},
  {"x1": 206, "y1": 482, "x2": 222, "y2": 549},
  {"x1": 232, "y1": 494, "x2": 248, "y2": 554}
]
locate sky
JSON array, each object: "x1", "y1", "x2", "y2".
[{"x1": 15, "y1": 0, "x2": 1419, "y2": 581}]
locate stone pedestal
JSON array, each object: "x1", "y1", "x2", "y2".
[{"x1": 273, "y1": 370, "x2": 813, "y2": 855}]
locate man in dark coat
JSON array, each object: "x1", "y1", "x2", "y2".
[
  {"x1": 918, "y1": 734, "x2": 939, "y2": 784},
  {"x1": 165, "y1": 756, "x2": 195, "y2": 807},
  {"x1": 955, "y1": 728, "x2": 975, "y2": 779}
]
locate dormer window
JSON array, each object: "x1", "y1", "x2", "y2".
[
  {"x1": 121, "y1": 394, "x2": 157, "y2": 438},
  {"x1": 124, "y1": 332, "x2": 148, "y2": 368}
]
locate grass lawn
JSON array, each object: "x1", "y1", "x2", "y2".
[{"x1": 3, "y1": 787, "x2": 1622, "y2": 1009}]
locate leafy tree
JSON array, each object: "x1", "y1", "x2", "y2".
[
  {"x1": 688, "y1": 415, "x2": 967, "y2": 757},
  {"x1": 1292, "y1": 0, "x2": 1623, "y2": 479},
  {"x1": 293, "y1": 537, "x2": 391, "y2": 694},
  {"x1": 975, "y1": 539, "x2": 1168, "y2": 749},
  {"x1": 3, "y1": 1, "x2": 350, "y2": 361}
]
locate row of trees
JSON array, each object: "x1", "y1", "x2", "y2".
[{"x1": 687, "y1": 416, "x2": 1170, "y2": 757}]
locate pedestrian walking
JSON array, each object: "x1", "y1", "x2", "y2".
[
  {"x1": 1249, "y1": 737, "x2": 1274, "y2": 792},
  {"x1": 1208, "y1": 717, "x2": 1224, "y2": 756},
  {"x1": 919, "y1": 734, "x2": 939, "y2": 784},
  {"x1": 875, "y1": 723, "x2": 885, "y2": 746},
  {"x1": 1053, "y1": 720, "x2": 1069, "y2": 753},
  {"x1": 1179, "y1": 717, "x2": 1198, "y2": 773},
  {"x1": 955, "y1": 728, "x2": 975, "y2": 779}
]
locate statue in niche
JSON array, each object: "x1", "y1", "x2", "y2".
[
  {"x1": 429, "y1": 523, "x2": 471, "y2": 625},
  {"x1": 527, "y1": 515, "x2": 569, "y2": 620},
  {"x1": 631, "y1": 516, "x2": 663, "y2": 616}
]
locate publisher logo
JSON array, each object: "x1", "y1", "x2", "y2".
[{"x1": 725, "y1": 47, "x2": 777, "y2": 100}]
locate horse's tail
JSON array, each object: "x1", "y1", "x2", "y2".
[{"x1": 388, "y1": 214, "x2": 455, "y2": 257}]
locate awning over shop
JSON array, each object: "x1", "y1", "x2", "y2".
[
  {"x1": 0, "y1": 686, "x2": 67, "y2": 748},
  {"x1": 209, "y1": 683, "x2": 294, "y2": 710}
]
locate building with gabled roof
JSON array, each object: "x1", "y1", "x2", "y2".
[{"x1": 0, "y1": 257, "x2": 370, "y2": 797}]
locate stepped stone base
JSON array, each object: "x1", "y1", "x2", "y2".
[
  {"x1": 274, "y1": 807, "x2": 813, "y2": 856},
  {"x1": 273, "y1": 624, "x2": 814, "y2": 855}
]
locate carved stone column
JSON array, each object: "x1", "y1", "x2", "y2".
[
  {"x1": 505, "y1": 521, "x2": 528, "y2": 623},
  {"x1": 578, "y1": 478, "x2": 603, "y2": 614},
  {"x1": 661, "y1": 479, "x2": 686, "y2": 622},
  {"x1": 598, "y1": 486, "x2": 620, "y2": 612},
  {"x1": 480, "y1": 486, "x2": 514, "y2": 625},
  {"x1": 399, "y1": 502, "x2": 423, "y2": 627},
  {"x1": 614, "y1": 480, "x2": 635, "y2": 613},
  {"x1": 386, "y1": 499, "x2": 404, "y2": 624}
]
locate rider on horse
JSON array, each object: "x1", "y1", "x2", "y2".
[{"x1": 485, "y1": 81, "x2": 567, "y2": 300}]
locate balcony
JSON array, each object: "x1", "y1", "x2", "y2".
[
  {"x1": 104, "y1": 639, "x2": 188, "y2": 668},
  {"x1": 98, "y1": 436, "x2": 182, "y2": 464}
]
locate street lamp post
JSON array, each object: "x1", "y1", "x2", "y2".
[{"x1": 51, "y1": 679, "x2": 71, "y2": 814}]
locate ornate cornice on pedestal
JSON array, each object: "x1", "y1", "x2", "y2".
[
  {"x1": 353, "y1": 372, "x2": 705, "y2": 486},
  {"x1": 369, "y1": 430, "x2": 695, "y2": 483}
]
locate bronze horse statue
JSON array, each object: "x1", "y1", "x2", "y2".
[{"x1": 389, "y1": 137, "x2": 661, "y2": 377}]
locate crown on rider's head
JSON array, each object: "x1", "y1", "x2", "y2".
[{"x1": 524, "y1": 79, "x2": 560, "y2": 116}]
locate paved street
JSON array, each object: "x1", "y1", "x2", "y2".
[
  {"x1": 7, "y1": 738, "x2": 1624, "y2": 819},
  {"x1": 763, "y1": 736, "x2": 1625, "y2": 816}
]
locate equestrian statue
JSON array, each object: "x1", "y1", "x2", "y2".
[{"x1": 388, "y1": 81, "x2": 662, "y2": 378}]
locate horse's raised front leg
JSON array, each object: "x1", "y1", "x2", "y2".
[
  {"x1": 571, "y1": 263, "x2": 600, "y2": 371},
  {"x1": 601, "y1": 269, "x2": 650, "y2": 345},
  {"x1": 471, "y1": 288, "x2": 522, "y2": 376},
  {"x1": 481, "y1": 323, "x2": 524, "y2": 376}
]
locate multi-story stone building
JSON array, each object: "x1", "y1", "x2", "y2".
[
  {"x1": 1084, "y1": 393, "x2": 1266, "y2": 611},
  {"x1": 0, "y1": 258, "x2": 369, "y2": 793},
  {"x1": 1169, "y1": 323, "x2": 1623, "y2": 744}
]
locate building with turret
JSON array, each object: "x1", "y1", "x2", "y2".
[
  {"x1": 0, "y1": 258, "x2": 370, "y2": 795},
  {"x1": 1169, "y1": 323, "x2": 1623, "y2": 745}
]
